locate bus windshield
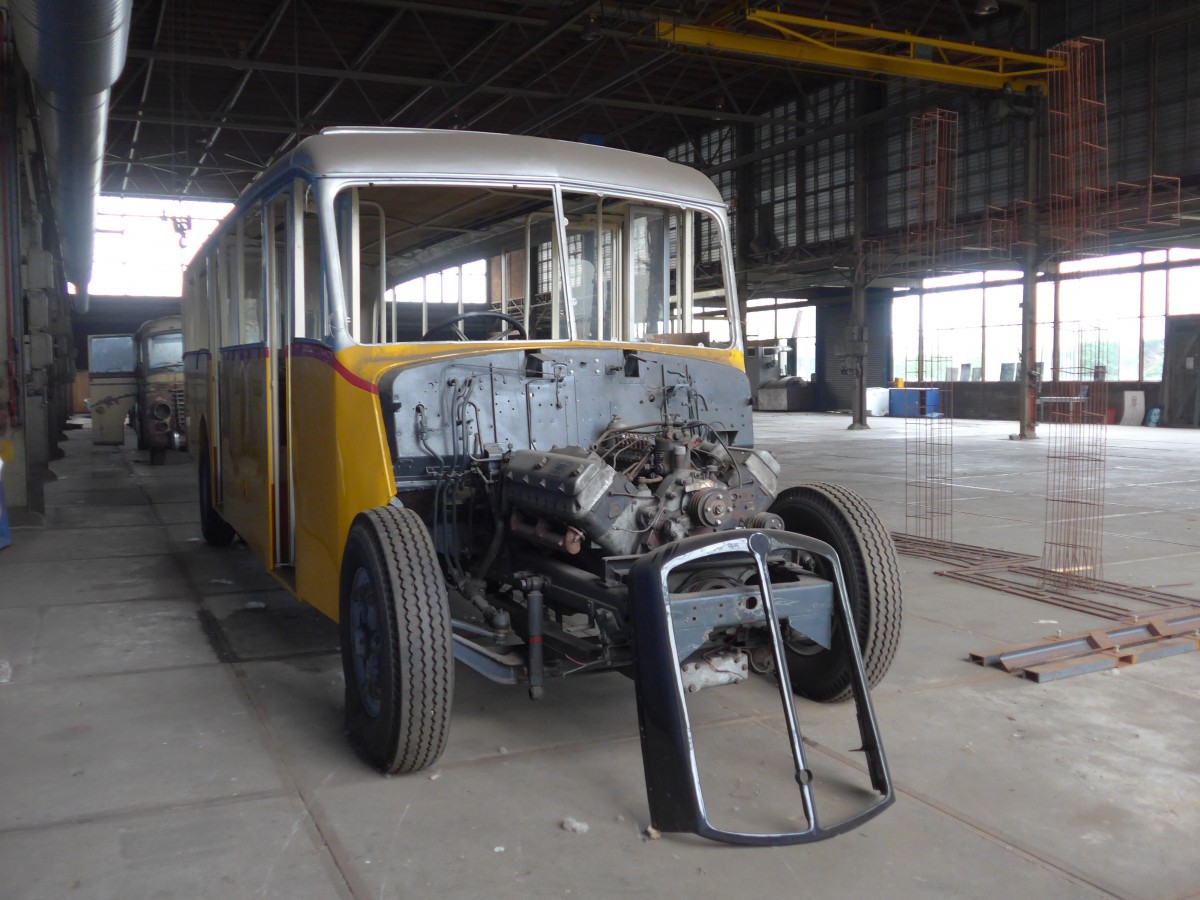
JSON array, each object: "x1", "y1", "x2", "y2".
[
  {"x1": 332, "y1": 184, "x2": 733, "y2": 347},
  {"x1": 147, "y1": 332, "x2": 184, "y2": 370}
]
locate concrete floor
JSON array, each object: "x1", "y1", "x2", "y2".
[{"x1": 2, "y1": 413, "x2": 1199, "y2": 899}]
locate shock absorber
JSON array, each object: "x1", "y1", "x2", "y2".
[{"x1": 517, "y1": 575, "x2": 546, "y2": 700}]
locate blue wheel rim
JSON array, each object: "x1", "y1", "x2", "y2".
[{"x1": 349, "y1": 567, "x2": 384, "y2": 717}]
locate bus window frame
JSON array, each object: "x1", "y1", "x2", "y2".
[{"x1": 315, "y1": 176, "x2": 741, "y2": 352}]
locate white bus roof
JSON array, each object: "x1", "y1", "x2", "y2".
[{"x1": 267, "y1": 127, "x2": 725, "y2": 207}]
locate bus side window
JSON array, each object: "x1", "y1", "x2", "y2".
[
  {"x1": 301, "y1": 212, "x2": 324, "y2": 340},
  {"x1": 216, "y1": 239, "x2": 233, "y2": 348},
  {"x1": 630, "y1": 208, "x2": 669, "y2": 340},
  {"x1": 334, "y1": 187, "x2": 389, "y2": 345},
  {"x1": 184, "y1": 258, "x2": 207, "y2": 355},
  {"x1": 267, "y1": 192, "x2": 289, "y2": 342},
  {"x1": 240, "y1": 204, "x2": 264, "y2": 344}
]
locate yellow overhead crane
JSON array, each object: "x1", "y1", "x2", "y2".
[{"x1": 656, "y1": 7, "x2": 1066, "y2": 93}]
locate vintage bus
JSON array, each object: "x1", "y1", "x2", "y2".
[
  {"x1": 133, "y1": 315, "x2": 186, "y2": 465},
  {"x1": 183, "y1": 128, "x2": 901, "y2": 844}
]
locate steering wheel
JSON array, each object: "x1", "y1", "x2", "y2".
[{"x1": 420, "y1": 310, "x2": 528, "y2": 342}]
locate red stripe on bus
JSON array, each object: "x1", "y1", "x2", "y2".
[
  {"x1": 289, "y1": 341, "x2": 378, "y2": 395},
  {"x1": 332, "y1": 357, "x2": 379, "y2": 394}
]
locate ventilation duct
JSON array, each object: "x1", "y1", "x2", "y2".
[{"x1": 10, "y1": 0, "x2": 133, "y2": 313}]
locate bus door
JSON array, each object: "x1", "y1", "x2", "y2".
[
  {"x1": 216, "y1": 203, "x2": 274, "y2": 564},
  {"x1": 267, "y1": 186, "x2": 296, "y2": 571}
]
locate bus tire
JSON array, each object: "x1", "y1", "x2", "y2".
[
  {"x1": 340, "y1": 505, "x2": 454, "y2": 775},
  {"x1": 768, "y1": 483, "x2": 902, "y2": 703},
  {"x1": 198, "y1": 443, "x2": 235, "y2": 547}
]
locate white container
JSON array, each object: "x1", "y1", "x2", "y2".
[{"x1": 865, "y1": 387, "x2": 891, "y2": 416}]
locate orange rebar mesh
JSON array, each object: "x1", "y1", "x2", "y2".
[
  {"x1": 905, "y1": 109, "x2": 960, "y2": 276},
  {"x1": 1046, "y1": 37, "x2": 1111, "y2": 262},
  {"x1": 1040, "y1": 330, "x2": 1109, "y2": 587}
]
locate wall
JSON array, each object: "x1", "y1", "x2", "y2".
[
  {"x1": 930, "y1": 380, "x2": 1163, "y2": 422},
  {"x1": 0, "y1": 48, "x2": 86, "y2": 519},
  {"x1": 814, "y1": 293, "x2": 893, "y2": 410}
]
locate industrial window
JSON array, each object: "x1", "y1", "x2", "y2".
[{"x1": 892, "y1": 252, "x2": 1200, "y2": 384}]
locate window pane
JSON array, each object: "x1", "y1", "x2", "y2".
[
  {"x1": 1056, "y1": 279, "x2": 1092, "y2": 324},
  {"x1": 1169, "y1": 265, "x2": 1200, "y2": 316},
  {"x1": 240, "y1": 207, "x2": 264, "y2": 343},
  {"x1": 745, "y1": 308, "x2": 775, "y2": 342},
  {"x1": 565, "y1": 231, "x2": 608, "y2": 340},
  {"x1": 986, "y1": 283, "x2": 1022, "y2": 326},
  {"x1": 984, "y1": 324, "x2": 1021, "y2": 381},
  {"x1": 892, "y1": 294, "x2": 919, "y2": 381},
  {"x1": 1036, "y1": 280, "x2": 1055, "y2": 323},
  {"x1": 631, "y1": 208, "x2": 669, "y2": 339},
  {"x1": 1115, "y1": 319, "x2": 1140, "y2": 380},
  {"x1": 90, "y1": 335, "x2": 135, "y2": 373},
  {"x1": 790, "y1": 307, "x2": 816, "y2": 380},
  {"x1": 1060, "y1": 251, "x2": 1141, "y2": 274},
  {"x1": 1058, "y1": 325, "x2": 1116, "y2": 380},
  {"x1": 1059, "y1": 271, "x2": 1139, "y2": 368},
  {"x1": 1144, "y1": 315, "x2": 1165, "y2": 381},
  {"x1": 985, "y1": 269, "x2": 1022, "y2": 283},
  {"x1": 1144, "y1": 270, "x2": 1166, "y2": 318},
  {"x1": 924, "y1": 271, "x2": 981, "y2": 288},
  {"x1": 923, "y1": 289, "x2": 981, "y2": 380},
  {"x1": 147, "y1": 333, "x2": 183, "y2": 370},
  {"x1": 775, "y1": 308, "x2": 798, "y2": 339},
  {"x1": 794, "y1": 306, "x2": 817, "y2": 338},
  {"x1": 336, "y1": 185, "x2": 731, "y2": 346},
  {"x1": 300, "y1": 212, "x2": 324, "y2": 339},
  {"x1": 1035, "y1": 322, "x2": 1051, "y2": 379}
]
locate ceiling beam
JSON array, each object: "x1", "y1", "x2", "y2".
[
  {"x1": 262, "y1": 6, "x2": 411, "y2": 164},
  {"x1": 419, "y1": 0, "x2": 593, "y2": 128},
  {"x1": 121, "y1": 49, "x2": 551, "y2": 98},
  {"x1": 514, "y1": 50, "x2": 675, "y2": 135},
  {"x1": 109, "y1": 110, "x2": 322, "y2": 136},
  {"x1": 117, "y1": 0, "x2": 170, "y2": 194},
  {"x1": 181, "y1": 0, "x2": 293, "y2": 195},
  {"x1": 116, "y1": 48, "x2": 789, "y2": 130}
]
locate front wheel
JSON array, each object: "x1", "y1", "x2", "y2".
[
  {"x1": 768, "y1": 483, "x2": 902, "y2": 702},
  {"x1": 340, "y1": 505, "x2": 454, "y2": 774}
]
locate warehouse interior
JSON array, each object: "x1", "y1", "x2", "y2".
[{"x1": 1, "y1": 1, "x2": 1200, "y2": 897}]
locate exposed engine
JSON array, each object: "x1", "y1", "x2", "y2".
[
  {"x1": 503, "y1": 418, "x2": 784, "y2": 559},
  {"x1": 374, "y1": 348, "x2": 899, "y2": 844}
]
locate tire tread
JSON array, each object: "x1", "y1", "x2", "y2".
[
  {"x1": 357, "y1": 506, "x2": 453, "y2": 774},
  {"x1": 771, "y1": 483, "x2": 903, "y2": 701}
]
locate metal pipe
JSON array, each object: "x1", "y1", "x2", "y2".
[{"x1": 10, "y1": 0, "x2": 133, "y2": 310}]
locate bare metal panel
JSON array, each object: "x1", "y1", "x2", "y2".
[{"x1": 381, "y1": 347, "x2": 753, "y2": 483}]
